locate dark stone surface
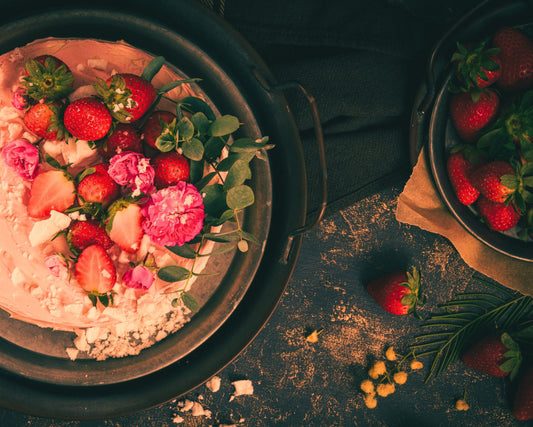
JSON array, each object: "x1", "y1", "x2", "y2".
[{"x1": 0, "y1": 185, "x2": 525, "y2": 426}]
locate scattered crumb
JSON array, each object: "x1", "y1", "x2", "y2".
[
  {"x1": 206, "y1": 375, "x2": 221, "y2": 392},
  {"x1": 232, "y1": 380, "x2": 254, "y2": 397}
]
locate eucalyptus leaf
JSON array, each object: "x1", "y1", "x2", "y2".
[
  {"x1": 203, "y1": 232, "x2": 240, "y2": 243},
  {"x1": 191, "y1": 112, "x2": 210, "y2": 136},
  {"x1": 181, "y1": 292, "x2": 200, "y2": 312},
  {"x1": 158, "y1": 265, "x2": 191, "y2": 282},
  {"x1": 166, "y1": 244, "x2": 197, "y2": 259},
  {"x1": 204, "y1": 137, "x2": 226, "y2": 161},
  {"x1": 141, "y1": 56, "x2": 165, "y2": 82},
  {"x1": 210, "y1": 115, "x2": 240, "y2": 137},
  {"x1": 179, "y1": 96, "x2": 216, "y2": 120},
  {"x1": 224, "y1": 159, "x2": 252, "y2": 190},
  {"x1": 177, "y1": 117, "x2": 195, "y2": 141},
  {"x1": 202, "y1": 184, "x2": 228, "y2": 217},
  {"x1": 226, "y1": 185, "x2": 254, "y2": 210},
  {"x1": 198, "y1": 245, "x2": 236, "y2": 257},
  {"x1": 189, "y1": 159, "x2": 205, "y2": 184},
  {"x1": 195, "y1": 171, "x2": 217, "y2": 191},
  {"x1": 216, "y1": 152, "x2": 255, "y2": 172},
  {"x1": 182, "y1": 137, "x2": 204, "y2": 161},
  {"x1": 238, "y1": 229, "x2": 260, "y2": 245}
]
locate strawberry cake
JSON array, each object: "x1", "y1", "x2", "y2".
[{"x1": 0, "y1": 38, "x2": 229, "y2": 360}]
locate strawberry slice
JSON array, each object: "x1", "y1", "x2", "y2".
[
  {"x1": 74, "y1": 244, "x2": 116, "y2": 295},
  {"x1": 106, "y1": 200, "x2": 143, "y2": 253},
  {"x1": 28, "y1": 169, "x2": 76, "y2": 218}
]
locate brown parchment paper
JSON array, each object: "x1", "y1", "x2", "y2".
[{"x1": 396, "y1": 148, "x2": 533, "y2": 297}]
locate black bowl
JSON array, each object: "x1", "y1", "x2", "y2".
[{"x1": 412, "y1": 0, "x2": 533, "y2": 262}]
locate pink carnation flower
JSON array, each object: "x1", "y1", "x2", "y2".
[
  {"x1": 142, "y1": 181, "x2": 205, "y2": 247},
  {"x1": 44, "y1": 255, "x2": 68, "y2": 280},
  {"x1": 1, "y1": 138, "x2": 40, "y2": 179},
  {"x1": 11, "y1": 88, "x2": 27, "y2": 110},
  {"x1": 122, "y1": 265, "x2": 155, "y2": 290},
  {"x1": 108, "y1": 151, "x2": 155, "y2": 196}
]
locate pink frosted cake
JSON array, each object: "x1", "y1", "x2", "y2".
[{"x1": 0, "y1": 38, "x2": 264, "y2": 360}]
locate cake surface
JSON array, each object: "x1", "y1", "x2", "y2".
[{"x1": 0, "y1": 38, "x2": 218, "y2": 360}]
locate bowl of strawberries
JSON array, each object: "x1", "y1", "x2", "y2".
[{"x1": 424, "y1": 11, "x2": 533, "y2": 261}]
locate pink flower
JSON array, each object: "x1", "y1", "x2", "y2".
[
  {"x1": 142, "y1": 181, "x2": 205, "y2": 247},
  {"x1": 122, "y1": 265, "x2": 155, "y2": 290},
  {"x1": 11, "y1": 88, "x2": 27, "y2": 110},
  {"x1": 44, "y1": 255, "x2": 68, "y2": 280},
  {"x1": 108, "y1": 151, "x2": 155, "y2": 196},
  {"x1": 2, "y1": 138, "x2": 40, "y2": 179}
]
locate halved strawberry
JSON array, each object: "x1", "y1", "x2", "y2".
[
  {"x1": 153, "y1": 151, "x2": 190, "y2": 188},
  {"x1": 23, "y1": 101, "x2": 67, "y2": 140},
  {"x1": 22, "y1": 55, "x2": 74, "y2": 102},
  {"x1": 27, "y1": 169, "x2": 76, "y2": 218},
  {"x1": 106, "y1": 200, "x2": 143, "y2": 253},
  {"x1": 74, "y1": 244, "x2": 116, "y2": 297},
  {"x1": 63, "y1": 97, "x2": 112, "y2": 141},
  {"x1": 77, "y1": 164, "x2": 120, "y2": 209},
  {"x1": 68, "y1": 219, "x2": 114, "y2": 252},
  {"x1": 142, "y1": 110, "x2": 177, "y2": 148},
  {"x1": 98, "y1": 123, "x2": 142, "y2": 159},
  {"x1": 94, "y1": 73, "x2": 156, "y2": 123}
]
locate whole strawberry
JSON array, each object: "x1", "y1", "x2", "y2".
[
  {"x1": 451, "y1": 42, "x2": 501, "y2": 90},
  {"x1": 22, "y1": 55, "x2": 74, "y2": 102},
  {"x1": 77, "y1": 164, "x2": 120, "y2": 209},
  {"x1": 94, "y1": 73, "x2": 156, "y2": 123},
  {"x1": 461, "y1": 332, "x2": 521, "y2": 378},
  {"x1": 476, "y1": 196, "x2": 521, "y2": 231},
  {"x1": 63, "y1": 97, "x2": 112, "y2": 141},
  {"x1": 449, "y1": 88, "x2": 500, "y2": 142},
  {"x1": 142, "y1": 110, "x2": 177, "y2": 148},
  {"x1": 23, "y1": 101, "x2": 66, "y2": 140},
  {"x1": 469, "y1": 161, "x2": 516, "y2": 203},
  {"x1": 366, "y1": 266, "x2": 422, "y2": 316},
  {"x1": 493, "y1": 27, "x2": 533, "y2": 92},
  {"x1": 446, "y1": 150, "x2": 481, "y2": 205},
  {"x1": 153, "y1": 151, "x2": 190, "y2": 188},
  {"x1": 512, "y1": 364, "x2": 533, "y2": 421},
  {"x1": 98, "y1": 123, "x2": 142, "y2": 159},
  {"x1": 68, "y1": 219, "x2": 114, "y2": 252}
]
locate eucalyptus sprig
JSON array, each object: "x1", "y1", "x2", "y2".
[
  {"x1": 145, "y1": 74, "x2": 274, "y2": 312},
  {"x1": 409, "y1": 277, "x2": 533, "y2": 383}
]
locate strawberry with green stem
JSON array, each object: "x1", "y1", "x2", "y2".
[
  {"x1": 366, "y1": 266, "x2": 423, "y2": 317},
  {"x1": 451, "y1": 41, "x2": 501, "y2": 95},
  {"x1": 76, "y1": 163, "x2": 120, "y2": 211},
  {"x1": 23, "y1": 100, "x2": 68, "y2": 140},
  {"x1": 105, "y1": 199, "x2": 144, "y2": 253},
  {"x1": 476, "y1": 196, "x2": 522, "y2": 231},
  {"x1": 446, "y1": 146, "x2": 483, "y2": 205},
  {"x1": 461, "y1": 332, "x2": 522, "y2": 378},
  {"x1": 21, "y1": 55, "x2": 74, "y2": 102}
]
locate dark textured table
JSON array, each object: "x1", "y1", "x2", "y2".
[{"x1": 0, "y1": 184, "x2": 525, "y2": 426}]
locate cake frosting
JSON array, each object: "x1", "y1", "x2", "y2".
[{"x1": 0, "y1": 38, "x2": 218, "y2": 359}]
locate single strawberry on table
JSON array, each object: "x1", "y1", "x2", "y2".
[
  {"x1": 493, "y1": 27, "x2": 533, "y2": 93},
  {"x1": 98, "y1": 123, "x2": 142, "y2": 159},
  {"x1": 74, "y1": 244, "x2": 116, "y2": 306},
  {"x1": 27, "y1": 169, "x2": 76, "y2": 219},
  {"x1": 446, "y1": 148, "x2": 482, "y2": 205},
  {"x1": 63, "y1": 96, "x2": 112, "y2": 141},
  {"x1": 449, "y1": 88, "x2": 500, "y2": 143},
  {"x1": 461, "y1": 332, "x2": 521, "y2": 378},
  {"x1": 106, "y1": 199, "x2": 144, "y2": 253},
  {"x1": 21, "y1": 55, "x2": 74, "y2": 102},
  {"x1": 94, "y1": 73, "x2": 156, "y2": 123},
  {"x1": 476, "y1": 195, "x2": 521, "y2": 231},
  {"x1": 366, "y1": 266, "x2": 422, "y2": 316},
  {"x1": 512, "y1": 364, "x2": 533, "y2": 421},
  {"x1": 153, "y1": 151, "x2": 190, "y2": 188}
]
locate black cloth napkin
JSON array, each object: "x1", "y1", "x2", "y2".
[{"x1": 200, "y1": 0, "x2": 481, "y2": 217}]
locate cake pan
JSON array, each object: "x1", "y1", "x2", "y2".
[
  {"x1": 0, "y1": 0, "x2": 327, "y2": 419},
  {"x1": 411, "y1": 0, "x2": 533, "y2": 261}
]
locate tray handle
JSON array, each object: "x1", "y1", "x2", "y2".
[{"x1": 252, "y1": 69, "x2": 328, "y2": 237}]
